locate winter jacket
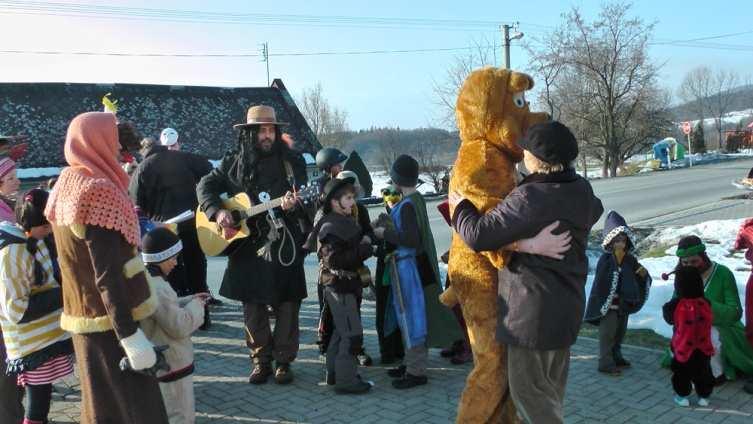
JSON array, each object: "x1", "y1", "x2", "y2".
[
  {"x1": 129, "y1": 145, "x2": 212, "y2": 222},
  {"x1": 584, "y1": 252, "x2": 651, "y2": 323},
  {"x1": 452, "y1": 169, "x2": 604, "y2": 350},
  {"x1": 141, "y1": 274, "x2": 204, "y2": 382},
  {"x1": 0, "y1": 223, "x2": 71, "y2": 365},
  {"x1": 52, "y1": 224, "x2": 157, "y2": 337},
  {"x1": 196, "y1": 141, "x2": 309, "y2": 304},
  {"x1": 314, "y1": 212, "x2": 373, "y2": 295}
]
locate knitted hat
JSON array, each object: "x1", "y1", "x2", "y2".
[
  {"x1": 676, "y1": 235, "x2": 706, "y2": 258},
  {"x1": 602, "y1": 211, "x2": 634, "y2": 250},
  {"x1": 674, "y1": 266, "x2": 705, "y2": 299},
  {"x1": 0, "y1": 157, "x2": 16, "y2": 180},
  {"x1": 389, "y1": 154, "x2": 422, "y2": 188},
  {"x1": 519, "y1": 121, "x2": 578, "y2": 166},
  {"x1": 141, "y1": 227, "x2": 182, "y2": 264}
]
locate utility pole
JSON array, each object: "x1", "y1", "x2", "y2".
[
  {"x1": 501, "y1": 23, "x2": 524, "y2": 69},
  {"x1": 260, "y1": 42, "x2": 270, "y2": 86}
]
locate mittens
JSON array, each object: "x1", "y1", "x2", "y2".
[{"x1": 120, "y1": 328, "x2": 156, "y2": 371}]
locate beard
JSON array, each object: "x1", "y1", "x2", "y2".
[{"x1": 257, "y1": 137, "x2": 274, "y2": 152}]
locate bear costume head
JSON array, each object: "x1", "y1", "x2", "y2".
[{"x1": 455, "y1": 67, "x2": 546, "y2": 163}]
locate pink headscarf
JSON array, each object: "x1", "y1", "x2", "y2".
[{"x1": 45, "y1": 112, "x2": 140, "y2": 246}]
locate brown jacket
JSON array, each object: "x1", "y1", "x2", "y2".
[{"x1": 53, "y1": 224, "x2": 157, "y2": 339}]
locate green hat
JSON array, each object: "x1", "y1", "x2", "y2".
[{"x1": 676, "y1": 235, "x2": 706, "y2": 258}]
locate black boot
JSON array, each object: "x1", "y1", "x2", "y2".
[
  {"x1": 387, "y1": 364, "x2": 406, "y2": 378},
  {"x1": 248, "y1": 363, "x2": 273, "y2": 384},
  {"x1": 392, "y1": 373, "x2": 428, "y2": 389}
]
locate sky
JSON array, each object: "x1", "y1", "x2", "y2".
[{"x1": 1, "y1": 0, "x2": 752, "y2": 130}]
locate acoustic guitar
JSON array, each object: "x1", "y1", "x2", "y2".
[{"x1": 196, "y1": 184, "x2": 320, "y2": 256}]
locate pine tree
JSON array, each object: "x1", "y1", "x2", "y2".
[{"x1": 690, "y1": 122, "x2": 706, "y2": 154}]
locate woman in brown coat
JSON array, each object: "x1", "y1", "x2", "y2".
[{"x1": 45, "y1": 112, "x2": 168, "y2": 423}]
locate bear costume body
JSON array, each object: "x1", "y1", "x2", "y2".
[{"x1": 442, "y1": 67, "x2": 548, "y2": 423}]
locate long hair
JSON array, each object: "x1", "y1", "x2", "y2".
[
  {"x1": 15, "y1": 188, "x2": 56, "y2": 285},
  {"x1": 236, "y1": 126, "x2": 285, "y2": 185}
]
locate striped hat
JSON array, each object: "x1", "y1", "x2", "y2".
[{"x1": 0, "y1": 157, "x2": 16, "y2": 180}]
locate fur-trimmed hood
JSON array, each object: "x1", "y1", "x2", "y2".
[{"x1": 602, "y1": 210, "x2": 634, "y2": 251}]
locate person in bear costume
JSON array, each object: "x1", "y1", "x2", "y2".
[{"x1": 441, "y1": 67, "x2": 549, "y2": 423}]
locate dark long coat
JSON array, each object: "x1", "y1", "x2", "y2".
[{"x1": 196, "y1": 143, "x2": 309, "y2": 304}]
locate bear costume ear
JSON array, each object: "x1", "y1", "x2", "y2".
[{"x1": 509, "y1": 72, "x2": 534, "y2": 92}]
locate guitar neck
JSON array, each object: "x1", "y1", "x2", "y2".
[{"x1": 245, "y1": 197, "x2": 285, "y2": 217}]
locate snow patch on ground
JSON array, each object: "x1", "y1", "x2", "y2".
[
  {"x1": 601, "y1": 218, "x2": 750, "y2": 338},
  {"x1": 681, "y1": 109, "x2": 753, "y2": 129}
]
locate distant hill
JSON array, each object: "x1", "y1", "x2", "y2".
[{"x1": 669, "y1": 84, "x2": 753, "y2": 122}]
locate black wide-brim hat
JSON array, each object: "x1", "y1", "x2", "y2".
[
  {"x1": 323, "y1": 176, "x2": 355, "y2": 205},
  {"x1": 389, "y1": 154, "x2": 422, "y2": 188},
  {"x1": 519, "y1": 121, "x2": 578, "y2": 165}
]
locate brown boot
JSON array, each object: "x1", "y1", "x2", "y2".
[
  {"x1": 274, "y1": 363, "x2": 294, "y2": 385},
  {"x1": 248, "y1": 363, "x2": 272, "y2": 384}
]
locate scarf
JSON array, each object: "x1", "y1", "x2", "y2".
[{"x1": 44, "y1": 112, "x2": 140, "y2": 246}]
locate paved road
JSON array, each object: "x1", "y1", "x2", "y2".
[
  {"x1": 590, "y1": 158, "x2": 753, "y2": 227},
  {"x1": 50, "y1": 297, "x2": 753, "y2": 423}
]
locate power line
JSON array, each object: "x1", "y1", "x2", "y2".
[
  {"x1": 0, "y1": 45, "x2": 500, "y2": 58},
  {"x1": 0, "y1": 1, "x2": 517, "y2": 32}
]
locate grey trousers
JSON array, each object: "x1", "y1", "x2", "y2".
[
  {"x1": 405, "y1": 344, "x2": 428, "y2": 377},
  {"x1": 598, "y1": 309, "x2": 628, "y2": 369},
  {"x1": 508, "y1": 345, "x2": 570, "y2": 424},
  {"x1": 323, "y1": 287, "x2": 363, "y2": 388},
  {"x1": 243, "y1": 301, "x2": 301, "y2": 365}
]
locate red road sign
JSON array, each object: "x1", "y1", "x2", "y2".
[{"x1": 682, "y1": 121, "x2": 692, "y2": 135}]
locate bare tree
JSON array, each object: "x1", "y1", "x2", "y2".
[
  {"x1": 374, "y1": 128, "x2": 403, "y2": 171},
  {"x1": 298, "y1": 82, "x2": 350, "y2": 150},
  {"x1": 526, "y1": 2, "x2": 664, "y2": 177},
  {"x1": 678, "y1": 66, "x2": 712, "y2": 127},
  {"x1": 412, "y1": 137, "x2": 450, "y2": 193},
  {"x1": 432, "y1": 37, "x2": 496, "y2": 129},
  {"x1": 708, "y1": 69, "x2": 739, "y2": 150}
]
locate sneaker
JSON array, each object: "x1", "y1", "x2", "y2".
[
  {"x1": 615, "y1": 358, "x2": 631, "y2": 368},
  {"x1": 697, "y1": 397, "x2": 710, "y2": 407},
  {"x1": 357, "y1": 352, "x2": 373, "y2": 367},
  {"x1": 392, "y1": 373, "x2": 428, "y2": 390},
  {"x1": 387, "y1": 365, "x2": 406, "y2": 378},
  {"x1": 334, "y1": 379, "x2": 373, "y2": 395},
  {"x1": 274, "y1": 363, "x2": 294, "y2": 385},
  {"x1": 248, "y1": 364, "x2": 273, "y2": 384},
  {"x1": 597, "y1": 366, "x2": 621, "y2": 376},
  {"x1": 673, "y1": 395, "x2": 689, "y2": 407}
]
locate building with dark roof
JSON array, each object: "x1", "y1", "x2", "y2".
[{"x1": 0, "y1": 79, "x2": 320, "y2": 167}]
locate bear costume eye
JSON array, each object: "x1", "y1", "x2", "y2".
[{"x1": 512, "y1": 92, "x2": 526, "y2": 108}]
